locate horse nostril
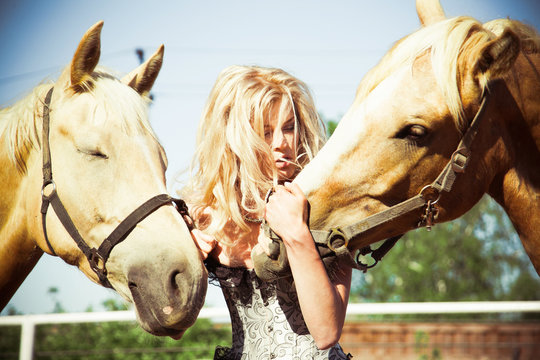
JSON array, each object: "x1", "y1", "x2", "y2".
[
  {"x1": 170, "y1": 270, "x2": 182, "y2": 290},
  {"x1": 129, "y1": 281, "x2": 138, "y2": 291}
]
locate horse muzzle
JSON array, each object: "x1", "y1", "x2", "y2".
[{"x1": 125, "y1": 252, "x2": 208, "y2": 336}]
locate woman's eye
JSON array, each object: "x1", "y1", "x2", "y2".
[
  {"x1": 395, "y1": 124, "x2": 428, "y2": 141},
  {"x1": 283, "y1": 125, "x2": 295, "y2": 132}
]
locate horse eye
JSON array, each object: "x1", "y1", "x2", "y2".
[
  {"x1": 78, "y1": 148, "x2": 109, "y2": 159},
  {"x1": 91, "y1": 151, "x2": 108, "y2": 159},
  {"x1": 395, "y1": 124, "x2": 428, "y2": 140}
]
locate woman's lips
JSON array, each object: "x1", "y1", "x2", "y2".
[{"x1": 275, "y1": 157, "x2": 290, "y2": 169}]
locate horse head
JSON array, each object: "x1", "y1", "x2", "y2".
[
  {"x1": 1, "y1": 21, "x2": 207, "y2": 337},
  {"x1": 254, "y1": 0, "x2": 540, "y2": 278}
]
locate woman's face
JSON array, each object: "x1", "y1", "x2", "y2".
[{"x1": 264, "y1": 101, "x2": 299, "y2": 181}]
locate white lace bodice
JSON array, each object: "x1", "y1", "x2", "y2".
[{"x1": 208, "y1": 262, "x2": 351, "y2": 360}]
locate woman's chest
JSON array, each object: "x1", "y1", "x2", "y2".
[{"x1": 212, "y1": 224, "x2": 260, "y2": 268}]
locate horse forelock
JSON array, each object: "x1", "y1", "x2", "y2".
[
  {"x1": 355, "y1": 16, "x2": 538, "y2": 134},
  {"x1": 69, "y1": 68, "x2": 157, "y2": 139},
  {"x1": 1, "y1": 67, "x2": 158, "y2": 174}
]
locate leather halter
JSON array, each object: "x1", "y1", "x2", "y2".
[
  {"x1": 310, "y1": 89, "x2": 491, "y2": 271},
  {"x1": 40, "y1": 87, "x2": 191, "y2": 288}
]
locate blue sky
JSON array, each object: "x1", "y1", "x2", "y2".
[{"x1": 2, "y1": 0, "x2": 540, "y2": 315}]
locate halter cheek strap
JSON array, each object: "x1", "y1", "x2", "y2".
[
  {"x1": 40, "y1": 87, "x2": 191, "y2": 288},
  {"x1": 41, "y1": 88, "x2": 57, "y2": 256}
]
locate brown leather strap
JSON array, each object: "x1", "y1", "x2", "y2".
[
  {"x1": 97, "y1": 194, "x2": 182, "y2": 267},
  {"x1": 39, "y1": 86, "x2": 191, "y2": 288},
  {"x1": 41, "y1": 87, "x2": 57, "y2": 257},
  {"x1": 42, "y1": 88, "x2": 54, "y2": 184},
  {"x1": 432, "y1": 94, "x2": 489, "y2": 193}
]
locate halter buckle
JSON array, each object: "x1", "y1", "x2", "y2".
[
  {"x1": 451, "y1": 148, "x2": 469, "y2": 173},
  {"x1": 327, "y1": 228, "x2": 349, "y2": 252},
  {"x1": 172, "y1": 198, "x2": 195, "y2": 230},
  {"x1": 88, "y1": 249, "x2": 107, "y2": 278},
  {"x1": 418, "y1": 200, "x2": 440, "y2": 231}
]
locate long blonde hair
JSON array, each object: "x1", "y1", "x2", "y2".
[{"x1": 183, "y1": 65, "x2": 325, "y2": 243}]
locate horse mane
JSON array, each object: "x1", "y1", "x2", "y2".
[
  {"x1": 0, "y1": 67, "x2": 158, "y2": 174},
  {"x1": 0, "y1": 84, "x2": 48, "y2": 173},
  {"x1": 355, "y1": 16, "x2": 540, "y2": 132}
]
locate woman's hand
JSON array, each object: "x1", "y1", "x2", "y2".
[
  {"x1": 190, "y1": 229, "x2": 217, "y2": 260},
  {"x1": 264, "y1": 182, "x2": 309, "y2": 244}
]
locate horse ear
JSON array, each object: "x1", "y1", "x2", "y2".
[
  {"x1": 472, "y1": 29, "x2": 521, "y2": 80},
  {"x1": 416, "y1": 0, "x2": 446, "y2": 26},
  {"x1": 70, "y1": 21, "x2": 103, "y2": 89},
  {"x1": 122, "y1": 45, "x2": 164, "y2": 96}
]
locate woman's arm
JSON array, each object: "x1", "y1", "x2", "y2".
[{"x1": 264, "y1": 182, "x2": 352, "y2": 349}]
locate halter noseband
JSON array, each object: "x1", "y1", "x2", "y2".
[{"x1": 40, "y1": 87, "x2": 191, "y2": 288}]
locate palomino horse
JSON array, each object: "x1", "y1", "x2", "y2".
[
  {"x1": 254, "y1": 0, "x2": 540, "y2": 279},
  {"x1": 0, "y1": 22, "x2": 207, "y2": 337}
]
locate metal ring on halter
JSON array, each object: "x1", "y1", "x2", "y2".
[
  {"x1": 41, "y1": 180, "x2": 57, "y2": 199},
  {"x1": 419, "y1": 185, "x2": 441, "y2": 205},
  {"x1": 355, "y1": 251, "x2": 376, "y2": 271},
  {"x1": 327, "y1": 227, "x2": 349, "y2": 252}
]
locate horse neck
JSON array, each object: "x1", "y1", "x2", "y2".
[
  {"x1": 0, "y1": 89, "x2": 45, "y2": 310},
  {"x1": 487, "y1": 52, "x2": 540, "y2": 274},
  {"x1": 506, "y1": 52, "x2": 540, "y2": 151},
  {"x1": 0, "y1": 86, "x2": 45, "y2": 210}
]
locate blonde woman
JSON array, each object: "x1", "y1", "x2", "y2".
[{"x1": 182, "y1": 65, "x2": 352, "y2": 359}]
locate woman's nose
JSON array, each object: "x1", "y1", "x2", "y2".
[{"x1": 272, "y1": 130, "x2": 287, "y2": 150}]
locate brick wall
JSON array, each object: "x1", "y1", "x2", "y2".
[{"x1": 339, "y1": 322, "x2": 540, "y2": 360}]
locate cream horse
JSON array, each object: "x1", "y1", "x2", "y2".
[
  {"x1": 0, "y1": 22, "x2": 207, "y2": 337},
  {"x1": 254, "y1": 0, "x2": 540, "y2": 279}
]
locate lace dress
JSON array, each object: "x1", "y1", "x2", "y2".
[{"x1": 207, "y1": 261, "x2": 352, "y2": 360}]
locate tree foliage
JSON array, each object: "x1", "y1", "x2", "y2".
[
  {"x1": 0, "y1": 298, "x2": 231, "y2": 360},
  {"x1": 32, "y1": 317, "x2": 230, "y2": 360},
  {"x1": 351, "y1": 196, "x2": 540, "y2": 304}
]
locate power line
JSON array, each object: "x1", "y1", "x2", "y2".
[
  {"x1": 0, "y1": 49, "x2": 134, "y2": 85},
  {"x1": 0, "y1": 45, "x2": 379, "y2": 87}
]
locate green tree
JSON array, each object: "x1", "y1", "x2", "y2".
[
  {"x1": 351, "y1": 196, "x2": 540, "y2": 305},
  {"x1": 34, "y1": 317, "x2": 231, "y2": 360},
  {"x1": 0, "y1": 298, "x2": 231, "y2": 360},
  {"x1": 326, "y1": 119, "x2": 338, "y2": 137},
  {"x1": 47, "y1": 286, "x2": 65, "y2": 313}
]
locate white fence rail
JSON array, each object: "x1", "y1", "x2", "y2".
[{"x1": 2, "y1": 301, "x2": 540, "y2": 360}]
